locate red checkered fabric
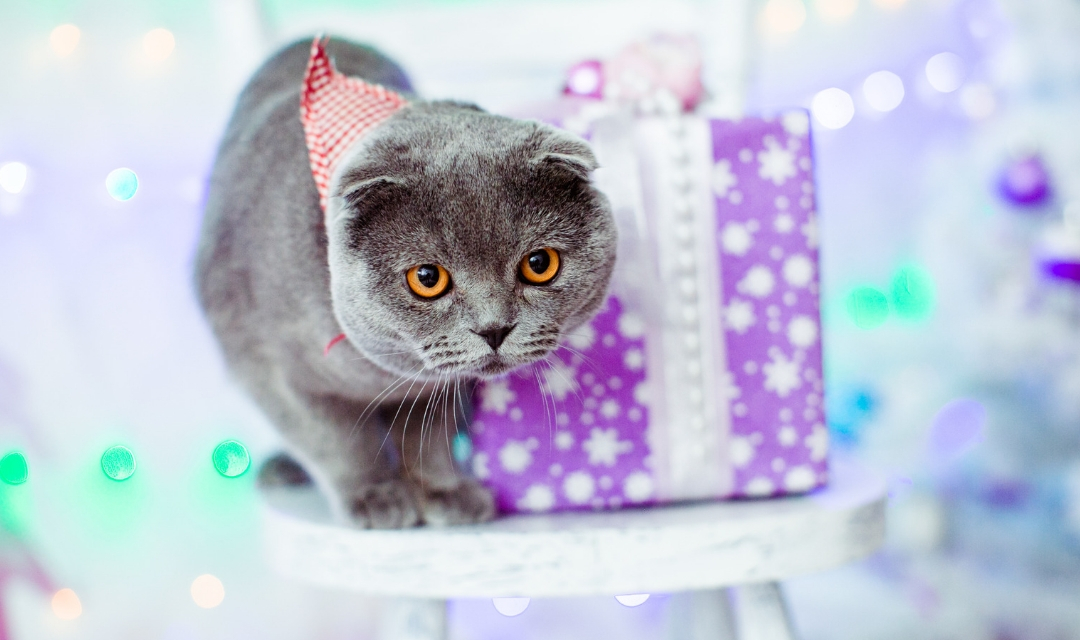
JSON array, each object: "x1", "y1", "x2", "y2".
[{"x1": 301, "y1": 36, "x2": 408, "y2": 211}]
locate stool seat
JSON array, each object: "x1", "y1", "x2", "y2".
[{"x1": 260, "y1": 459, "x2": 886, "y2": 599}]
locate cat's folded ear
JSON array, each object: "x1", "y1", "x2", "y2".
[
  {"x1": 336, "y1": 174, "x2": 405, "y2": 219},
  {"x1": 529, "y1": 128, "x2": 599, "y2": 182}
]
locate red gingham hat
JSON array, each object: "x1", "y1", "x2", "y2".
[{"x1": 301, "y1": 36, "x2": 408, "y2": 212}]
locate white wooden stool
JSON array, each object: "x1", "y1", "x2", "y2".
[{"x1": 260, "y1": 460, "x2": 886, "y2": 640}]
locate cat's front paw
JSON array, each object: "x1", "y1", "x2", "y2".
[
  {"x1": 348, "y1": 479, "x2": 421, "y2": 529},
  {"x1": 417, "y1": 478, "x2": 496, "y2": 526}
]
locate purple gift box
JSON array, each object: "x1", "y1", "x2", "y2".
[{"x1": 471, "y1": 111, "x2": 827, "y2": 514}]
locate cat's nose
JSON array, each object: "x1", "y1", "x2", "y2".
[{"x1": 474, "y1": 324, "x2": 515, "y2": 352}]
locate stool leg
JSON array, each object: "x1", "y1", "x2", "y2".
[
  {"x1": 380, "y1": 597, "x2": 447, "y2": 640},
  {"x1": 731, "y1": 583, "x2": 796, "y2": 640},
  {"x1": 667, "y1": 588, "x2": 737, "y2": 640}
]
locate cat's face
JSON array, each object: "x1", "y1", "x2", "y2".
[{"x1": 325, "y1": 102, "x2": 616, "y2": 380}]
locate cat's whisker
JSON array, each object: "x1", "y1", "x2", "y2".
[
  {"x1": 377, "y1": 366, "x2": 428, "y2": 466},
  {"x1": 555, "y1": 344, "x2": 600, "y2": 371},
  {"x1": 540, "y1": 354, "x2": 587, "y2": 406},
  {"x1": 440, "y1": 377, "x2": 454, "y2": 470},
  {"x1": 347, "y1": 364, "x2": 422, "y2": 446},
  {"x1": 533, "y1": 367, "x2": 555, "y2": 452}
]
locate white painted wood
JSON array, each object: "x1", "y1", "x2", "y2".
[
  {"x1": 667, "y1": 589, "x2": 737, "y2": 640},
  {"x1": 379, "y1": 598, "x2": 446, "y2": 640},
  {"x1": 260, "y1": 460, "x2": 885, "y2": 599},
  {"x1": 732, "y1": 583, "x2": 796, "y2": 640}
]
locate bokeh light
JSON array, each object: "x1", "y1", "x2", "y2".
[
  {"x1": 100, "y1": 445, "x2": 137, "y2": 481},
  {"x1": 51, "y1": 588, "x2": 82, "y2": 620},
  {"x1": 212, "y1": 440, "x2": 251, "y2": 478},
  {"x1": 998, "y1": 155, "x2": 1051, "y2": 207},
  {"x1": 0, "y1": 162, "x2": 27, "y2": 194},
  {"x1": 862, "y1": 71, "x2": 904, "y2": 112},
  {"x1": 49, "y1": 24, "x2": 80, "y2": 58},
  {"x1": 191, "y1": 574, "x2": 225, "y2": 608},
  {"x1": 761, "y1": 0, "x2": 807, "y2": 34},
  {"x1": 811, "y1": 88, "x2": 855, "y2": 129},
  {"x1": 889, "y1": 265, "x2": 934, "y2": 321},
  {"x1": 872, "y1": 0, "x2": 906, "y2": 8},
  {"x1": 959, "y1": 82, "x2": 996, "y2": 119},
  {"x1": 927, "y1": 398, "x2": 986, "y2": 466},
  {"x1": 143, "y1": 28, "x2": 175, "y2": 62},
  {"x1": 615, "y1": 594, "x2": 650, "y2": 607},
  {"x1": 492, "y1": 597, "x2": 530, "y2": 616},
  {"x1": 815, "y1": 0, "x2": 859, "y2": 23},
  {"x1": 0, "y1": 452, "x2": 28, "y2": 485},
  {"x1": 925, "y1": 52, "x2": 965, "y2": 93},
  {"x1": 452, "y1": 432, "x2": 473, "y2": 464},
  {"x1": 105, "y1": 168, "x2": 139, "y2": 201},
  {"x1": 566, "y1": 61, "x2": 603, "y2": 97},
  {"x1": 846, "y1": 286, "x2": 889, "y2": 329}
]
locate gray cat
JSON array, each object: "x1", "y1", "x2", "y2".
[{"x1": 195, "y1": 38, "x2": 616, "y2": 528}]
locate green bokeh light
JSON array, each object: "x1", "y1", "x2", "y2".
[
  {"x1": 101, "y1": 445, "x2": 137, "y2": 481},
  {"x1": 0, "y1": 452, "x2": 28, "y2": 485},
  {"x1": 105, "y1": 168, "x2": 139, "y2": 201},
  {"x1": 452, "y1": 433, "x2": 472, "y2": 465},
  {"x1": 212, "y1": 440, "x2": 251, "y2": 478},
  {"x1": 846, "y1": 286, "x2": 890, "y2": 330},
  {"x1": 890, "y1": 264, "x2": 935, "y2": 322}
]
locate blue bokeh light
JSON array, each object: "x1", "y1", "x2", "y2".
[{"x1": 105, "y1": 168, "x2": 139, "y2": 201}]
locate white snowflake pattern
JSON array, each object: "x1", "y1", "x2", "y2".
[
  {"x1": 719, "y1": 370, "x2": 742, "y2": 400},
  {"x1": 805, "y1": 424, "x2": 828, "y2": 461},
  {"x1": 801, "y1": 213, "x2": 819, "y2": 249},
  {"x1": 600, "y1": 399, "x2": 621, "y2": 419},
  {"x1": 618, "y1": 312, "x2": 646, "y2": 338},
  {"x1": 787, "y1": 315, "x2": 818, "y2": 348},
  {"x1": 725, "y1": 298, "x2": 757, "y2": 333},
  {"x1": 623, "y1": 472, "x2": 655, "y2": 502},
  {"x1": 540, "y1": 359, "x2": 578, "y2": 401},
  {"x1": 711, "y1": 159, "x2": 738, "y2": 198},
  {"x1": 757, "y1": 137, "x2": 797, "y2": 186},
  {"x1": 499, "y1": 438, "x2": 537, "y2": 474},
  {"x1": 737, "y1": 265, "x2": 776, "y2": 298},
  {"x1": 623, "y1": 348, "x2": 645, "y2": 370},
  {"x1": 633, "y1": 381, "x2": 651, "y2": 406},
  {"x1": 774, "y1": 214, "x2": 795, "y2": 233},
  {"x1": 784, "y1": 466, "x2": 816, "y2": 492},
  {"x1": 567, "y1": 323, "x2": 597, "y2": 350},
  {"x1": 743, "y1": 477, "x2": 775, "y2": 497},
  {"x1": 782, "y1": 254, "x2": 814, "y2": 288},
  {"x1": 763, "y1": 351, "x2": 802, "y2": 397},
  {"x1": 582, "y1": 427, "x2": 633, "y2": 467},
  {"x1": 555, "y1": 431, "x2": 575, "y2": 450},
  {"x1": 479, "y1": 379, "x2": 516, "y2": 414},
  {"x1": 729, "y1": 436, "x2": 755, "y2": 468},
  {"x1": 472, "y1": 452, "x2": 490, "y2": 479},
  {"x1": 518, "y1": 484, "x2": 555, "y2": 512},
  {"x1": 721, "y1": 222, "x2": 753, "y2": 256},
  {"x1": 781, "y1": 111, "x2": 810, "y2": 137},
  {"x1": 778, "y1": 426, "x2": 798, "y2": 446},
  {"x1": 563, "y1": 471, "x2": 596, "y2": 504}
]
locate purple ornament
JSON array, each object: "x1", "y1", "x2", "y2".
[
  {"x1": 997, "y1": 155, "x2": 1051, "y2": 207},
  {"x1": 563, "y1": 60, "x2": 604, "y2": 99},
  {"x1": 1041, "y1": 259, "x2": 1080, "y2": 284}
]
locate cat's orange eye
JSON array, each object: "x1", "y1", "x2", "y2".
[
  {"x1": 519, "y1": 248, "x2": 560, "y2": 285},
  {"x1": 406, "y1": 264, "x2": 452, "y2": 299}
]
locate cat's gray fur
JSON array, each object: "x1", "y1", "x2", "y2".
[{"x1": 195, "y1": 38, "x2": 616, "y2": 527}]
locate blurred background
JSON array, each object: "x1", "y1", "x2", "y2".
[{"x1": 2, "y1": 0, "x2": 1080, "y2": 638}]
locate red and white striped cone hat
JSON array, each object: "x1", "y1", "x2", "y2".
[{"x1": 300, "y1": 36, "x2": 408, "y2": 212}]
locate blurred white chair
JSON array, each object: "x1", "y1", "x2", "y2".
[{"x1": 260, "y1": 460, "x2": 885, "y2": 640}]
